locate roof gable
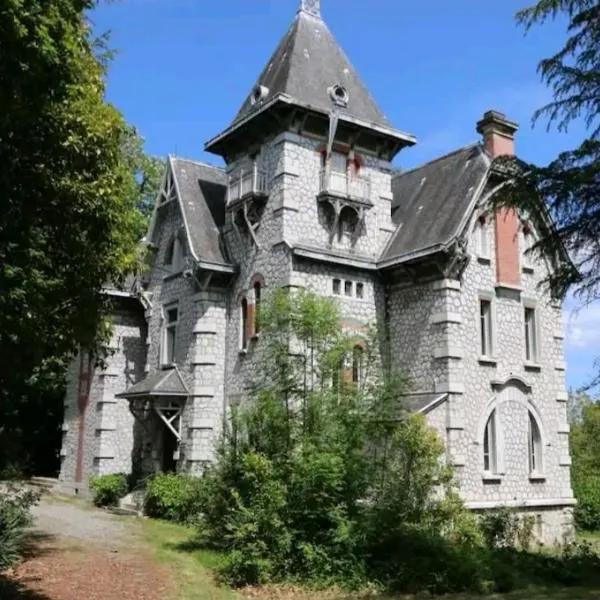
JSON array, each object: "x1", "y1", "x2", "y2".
[
  {"x1": 147, "y1": 157, "x2": 231, "y2": 268},
  {"x1": 381, "y1": 145, "x2": 490, "y2": 264}
]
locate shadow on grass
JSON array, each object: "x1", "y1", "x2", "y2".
[{"x1": 0, "y1": 575, "x2": 53, "y2": 600}]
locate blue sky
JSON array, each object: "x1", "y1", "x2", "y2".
[{"x1": 91, "y1": 0, "x2": 596, "y2": 390}]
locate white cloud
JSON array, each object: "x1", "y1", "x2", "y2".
[{"x1": 564, "y1": 296, "x2": 600, "y2": 350}]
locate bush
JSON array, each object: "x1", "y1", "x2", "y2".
[
  {"x1": 144, "y1": 473, "x2": 206, "y2": 524},
  {"x1": 89, "y1": 473, "x2": 128, "y2": 507},
  {"x1": 480, "y1": 508, "x2": 535, "y2": 550},
  {"x1": 573, "y1": 474, "x2": 600, "y2": 530},
  {"x1": 0, "y1": 484, "x2": 40, "y2": 569}
]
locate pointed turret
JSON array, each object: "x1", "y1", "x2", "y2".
[{"x1": 206, "y1": 1, "x2": 414, "y2": 161}]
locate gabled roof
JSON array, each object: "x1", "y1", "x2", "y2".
[
  {"x1": 231, "y1": 9, "x2": 392, "y2": 132},
  {"x1": 169, "y1": 157, "x2": 230, "y2": 267},
  {"x1": 380, "y1": 144, "x2": 490, "y2": 265},
  {"x1": 116, "y1": 367, "x2": 189, "y2": 399}
]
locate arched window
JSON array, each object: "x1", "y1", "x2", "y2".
[
  {"x1": 483, "y1": 409, "x2": 498, "y2": 473},
  {"x1": 240, "y1": 298, "x2": 248, "y2": 351},
  {"x1": 253, "y1": 281, "x2": 261, "y2": 335},
  {"x1": 528, "y1": 411, "x2": 543, "y2": 474},
  {"x1": 352, "y1": 345, "x2": 364, "y2": 384},
  {"x1": 338, "y1": 206, "x2": 359, "y2": 241}
]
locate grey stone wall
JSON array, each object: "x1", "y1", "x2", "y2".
[
  {"x1": 391, "y1": 206, "x2": 575, "y2": 543},
  {"x1": 58, "y1": 302, "x2": 146, "y2": 492}
]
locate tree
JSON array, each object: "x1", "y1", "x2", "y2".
[
  {"x1": 0, "y1": 1, "x2": 160, "y2": 474},
  {"x1": 492, "y1": 1, "x2": 600, "y2": 303}
]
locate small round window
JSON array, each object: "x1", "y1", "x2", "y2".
[
  {"x1": 329, "y1": 84, "x2": 349, "y2": 107},
  {"x1": 251, "y1": 85, "x2": 269, "y2": 105}
]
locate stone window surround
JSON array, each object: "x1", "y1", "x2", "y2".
[
  {"x1": 239, "y1": 274, "x2": 265, "y2": 355},
  {"x1": 477, "y1": 390, "x2": 548, "y2": 482}
]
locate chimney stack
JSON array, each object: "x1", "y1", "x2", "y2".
[{"x1": 476, "y1": 110, "x2": 519, "y2": 158}]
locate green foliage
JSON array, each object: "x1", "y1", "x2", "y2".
[
  {"x1": 490, "y1": 1, "x2": 600, "y2": 304},
  {"x1": 0, "y1": 484, "x2": 40, "y2": 569},
  {"x1": 89, "y1": 473, "x2": 128, "y2": 507},
  {"x1": 570, "y1": 401, "x2": 600, "y2": 530},
  {"x1": 0, "y1": 0, "x2": 164, "y2": 479},
  {"x1": 480, "y1": 508, "x2": 536, "y2": 550},
  {"x1": 144, "y1": 473, "x2": 206, "y2": 524},
  {"x1": 199, "y1": 289, "x2": 484, "y2": 592}
]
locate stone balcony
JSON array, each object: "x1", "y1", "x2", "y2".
[
  {"x1": 227, "y1": 164, "x2": 268, "y2": 207},
  {"x1": 318, "y1": 168, "x2": 372, "y2": 206}
]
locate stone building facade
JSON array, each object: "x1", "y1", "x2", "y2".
[{"x1": 59, "y1": 0, "x2": 575, "y2": 542}]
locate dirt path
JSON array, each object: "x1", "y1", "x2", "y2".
[{"x1": 1, "y1": 495, "x2": 175, "y2": 600}]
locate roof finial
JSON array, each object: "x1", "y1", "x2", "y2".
[{"x1": 299, "y1": 0, "x2": 321, "y2": 18}]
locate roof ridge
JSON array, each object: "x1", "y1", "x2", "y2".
[
  {"x1": 171, "y1": 156, "x2": 225, "y2": 172},
  {"x1": 394, "y1": 142, "x2": 483, "y2": 179}
]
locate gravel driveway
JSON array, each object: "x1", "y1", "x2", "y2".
[{"x1": 1, "y1": 494, "x2": 174, "y2": 600}]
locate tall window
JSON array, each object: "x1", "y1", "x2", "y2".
[
  {"x1": 162, "y1": 306, "x2": 178, "y2": 365},
  {"x1": 480, "y1": 299, "x2": 493, "y2": 357},
  {"x1": 352, "y1": 345, "x2": 364, "y2": 384},
  {"x1": 240, "y1": 298, "x2": 249, "y2": 351},
  {"x1": 528, "y1": 412, "x2": 542, "y2": 474},
  {"x1": 476, "y1": 216, "x2": 490, "y2": 258},
  {"x1": 524, "y1": 307, "x2": 538, "y2": 362},
  {"x1": 483, "y1": 410, "x2": 498, "y2": 473},
  {"x1": 164, "y1": 235, "x2": 185, "y2": 272},
  {"x1": 253, "y1": 282, "x2": 261, "y2": 335}
]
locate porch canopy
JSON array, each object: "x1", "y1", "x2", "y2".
[{"x1": 116, "y1": 366, "x2": 189, "y2": 443}]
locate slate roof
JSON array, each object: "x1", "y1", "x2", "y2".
[
  {"x1": 116, "y1": 367, "x2": 189, "y2": 399},
  {"x1": 381, "y1": 144, "x2": 490, "y2": 264},
  {"x1": 232, "y1": 9, "x2": 392, "y2": 131},
  {"x1": 169, "y1": 157, "x2": 230, "y2": 266},
  {"x1": 400, "y1": 392, "x2": 448, "y2": 415}
]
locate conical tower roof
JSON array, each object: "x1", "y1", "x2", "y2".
[{"x1": 232, "y1": 4, "x2": 391, "y2": 130}]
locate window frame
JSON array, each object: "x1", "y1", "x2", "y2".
[
  {"x1": 351, "y1": 344, "x2": 364, "y2": 384},
  {"x1": 253, "y1": 281, "x2": 261, "y2": 336},
  {"x1": 332, "y1": 278, "x2": 341, "y2": 295},
  {"x1": 479, "y1": 297, "x2": 495, "y2": 359},
  {"x1": 475, "y1": 215, "x2": 491, "y2": 260},
  {"x1": 356, "y1": 282, "x2": 364, "y2": 299},
  {"x1": 528, "y1": 411, "x2": 543, "y2": 475},
  {"x1": 520, "y1": 227, "x2": 535, "y2": 272},
  {"x1": 524, "y1": 304, "x2": 539, "y2": 364},
  {"x1": 161, "y1": 304, "x2": 179, "y2": 366},
  {"x1": 240, "y1": 297, "x2": 249, "y2": 352},
  {"x1": 483, "y1": 409, "x2": 498, "y2": 474}
]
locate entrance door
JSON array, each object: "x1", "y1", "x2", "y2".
[{"x1": 161, "y1": 421, "x2": 178, "y2": 473}]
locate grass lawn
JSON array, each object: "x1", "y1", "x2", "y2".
[
  {"x1": 142, "y1": 518, "x2": 238, "y2": 600},
  {"x1": 142, "y1": 520, "x2": 600, "y2": 600}
]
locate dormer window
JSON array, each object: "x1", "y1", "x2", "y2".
[
  {"x1": 250, "y1": 85, "x2": 269, "y2": 106},
  {"x1": 329, "y1": 84, "x2": 349, "y2": 107}
]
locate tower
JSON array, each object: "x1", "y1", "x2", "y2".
[{"x1": 205, "y1": 0, "x2": 416, "y2": 263}]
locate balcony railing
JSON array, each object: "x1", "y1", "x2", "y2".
[
  {"x1": 319, "y1": 168, "x2": 371, "y2": 203},
  {"x1": 227, "y1": 164, "x2": 268, "y2": 204}
]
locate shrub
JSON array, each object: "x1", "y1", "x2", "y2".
[
  {"x1": 573, "y1": 474, "x2": 600, "y2": 530},
  {"x1": 144, "y1": 473, "x2": 206, "y2": 523},
  {"x1": 0, "y1": 484, "x2": 40, "y2": 569},
  {"x1": 89, "y1": 473, "x2": 128, "y2": 507},
  {"x1": 480, "y1": 508, "x2": 535, "y2": 550}
]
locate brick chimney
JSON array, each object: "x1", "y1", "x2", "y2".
[
  {"x1": 476, "y1": 110, "x2": 519, "y2": 158},
  {"x1": 477, "y1": 110, "x2": 521, "y2": 288}
]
